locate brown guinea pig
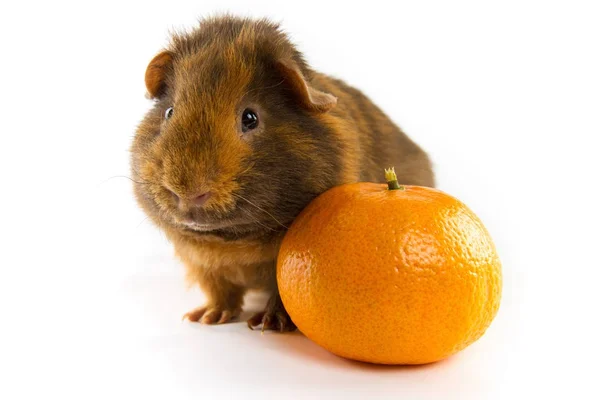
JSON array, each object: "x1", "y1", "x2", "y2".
[{"x1": 130, "y1": 15, "x2": 434, "y2": 332}]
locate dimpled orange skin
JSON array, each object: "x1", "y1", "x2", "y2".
[{"x1": 277, "y1": 183, "x2": 502, "y2": 365}]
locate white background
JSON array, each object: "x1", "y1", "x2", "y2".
[{"x1": 1, "y1": 1, "x2": 599, "y2": 398}]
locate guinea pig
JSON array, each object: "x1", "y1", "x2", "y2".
[{"x1": 130, "y1": 15, "x2": 434, "y2": 332}]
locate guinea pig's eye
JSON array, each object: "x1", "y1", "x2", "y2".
[
  {"x1": 164, "y1": 107, "x2": 174, "y2": 120},
  {"x1": 241, "y1": 108, "x2": 259, "y2": 133}
]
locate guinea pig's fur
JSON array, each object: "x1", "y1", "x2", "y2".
[{"x1": 131, "y1": 15, "x2": 434, "y2": 331}]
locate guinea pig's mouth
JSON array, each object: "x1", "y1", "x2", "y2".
[
  {"x1": 162, "y1": 195, "x2": 288, "y2": 239},
  {"x1": 178, "y1": 219, "x2": 234, "y2": 232},
  {"x1": 174, "y1": 215, "x2": 265, "y2": 235}
]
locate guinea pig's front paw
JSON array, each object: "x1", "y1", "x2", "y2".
[
  {"x1": 247, "y1": 294, "x2": 297, "y2": 333},
  {"x1": 182, "y1": 305, "x2": 240, "y2": 324}
]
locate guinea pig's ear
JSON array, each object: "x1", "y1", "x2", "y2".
[
  {"x1": 276, "y1": 59, "x2": 337, "y2": 113},
  {"x1": 144, "y1": 51, "x2": 174, "y2": 99}
]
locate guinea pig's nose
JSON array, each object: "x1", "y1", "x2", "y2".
[
  {"x1": 189, "y1": 191, "x2": 212, "y2": 207},
  {"x1": 165, "y1": 185, "x2": 211, "y2": 208}
]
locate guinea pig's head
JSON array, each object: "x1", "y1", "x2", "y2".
[{"x1": 131, "y1": 16, "x2": 342, "y2": 240}]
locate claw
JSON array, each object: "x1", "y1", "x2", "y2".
[
  {"x1": 182, "y1": 305, "x2": 237, "y2": 324},
  {"x1": 261, "y1": 314, "x2": 272, "y2": 334},
  {"x1": 182, "y1": 306, "x2": 207, "y2": 322},
  {"x1": 276, "y1": 312, "x2": 288, "y2": 333},
  {"x1": 218, "y1": 310, "x2": 233, "y2": 324},
  {"x1": 201, "y1": 309, "x2": 219, "y2": 324},
  {"x1": 247, "y1": 312, "x2": 264, "y2": 330}
]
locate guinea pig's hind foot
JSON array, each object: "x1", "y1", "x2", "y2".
[
  {"x1": 247, "y1": 294, "x2": 297, "y2": 333},
  {"x1": 182, "y1": 305, "x2": 240, "y2": 324}
]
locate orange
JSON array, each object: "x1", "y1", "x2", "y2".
[{"x1": 277, "y1": 169, "x2": 502, "y2": 365}]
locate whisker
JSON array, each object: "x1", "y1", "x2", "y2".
[
  {"x1": 231, "y1": 192, "x2": 289, "y2": 230},
  {"x1": 237, "y1": 207, "x2": 277, "y2": 232},
  {"x1": 100, "y1": 175, "x2": 152, "y2": 186},
  {"x1": 136, "y1": 216, "x2": 150, "y2": 229}
]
